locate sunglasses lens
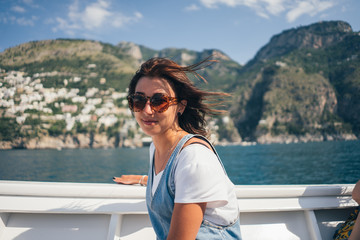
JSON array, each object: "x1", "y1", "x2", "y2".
[
  {"x1": 128, "y1": 93, "x2": 176, "y2": 113},
  {"x1": 151, "y1": 94, "x2": 169, "y2": 112},
  {"x1": 131, "y1": 95, "x2": 147, "y2": 112}
]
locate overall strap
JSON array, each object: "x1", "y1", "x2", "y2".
[
  {"x1": 166, "y1": 134, "x2": 195, "y2": 171},
  {"x1": 147, "y1": 134, "x2": 194, "y2": 201},
  {"x1": 165, "y1": 134, "x2": 194, "y2": 198},
  {"x1": 167, "y1": 134, "x2": 228, "y2": 198},
  {"x1": 190, "y1": 135, "x2": 227, "y2": 174}
]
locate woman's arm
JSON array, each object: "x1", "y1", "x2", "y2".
[
  {"x1": 349, "y1": 180, "x2": 360, "y2": 240},
  {"x1": 352, "y1": 180, "x2": 360, "y2": 204},
  {"x1": 167, "y1": 202, "x2": 206, "y2": 240},
  {"x1": 113, "y1": 175, "x2": 148, "y2": 186},
  {"x1": 349, "y1": 214, "x2": 360, "y2": 240}
]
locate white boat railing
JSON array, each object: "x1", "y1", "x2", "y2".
[{"x1": 0, "y1": 181, "x2": 357, "y2": 240}]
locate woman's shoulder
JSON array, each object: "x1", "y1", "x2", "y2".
[
  {"x1": 178, "y1": 138, "x2": 218, "y2": 167},
  {"x1": 182, "y1": 135, "x2": 213, "y2": 152}
]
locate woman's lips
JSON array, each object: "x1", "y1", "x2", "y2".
[{"x1": 142, "y1": 119, "x2": 158, "y2": 125}]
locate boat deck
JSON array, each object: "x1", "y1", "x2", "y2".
[{"x1": 0, "y1": 181, "x2": 357, "y2": 239}]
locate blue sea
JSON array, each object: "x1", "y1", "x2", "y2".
[{"x1": 0, "y1": 140, "x2": 359, "y2": 185}]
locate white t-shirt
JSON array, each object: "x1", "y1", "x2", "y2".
[{"x1": 150, "y1": 143, "x2": 239, "y2": 226}]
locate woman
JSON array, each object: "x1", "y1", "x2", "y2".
[
  {"x1": 333, "y1": 180, "x2": 360, "y2": 240},
  {"x1": 113, "y1": 57, "x2": 241, "y2": 240}
]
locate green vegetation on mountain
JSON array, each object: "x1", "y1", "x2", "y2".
[
  {"x1": 0, "y1": 118, "x2": 21, "y2": 141},
  {"x1": 0, "y1": 39, "x2": 139, "y2": 91},
  {"x1": 229, "y1": 21, "x2": 360, "y2": 142}
]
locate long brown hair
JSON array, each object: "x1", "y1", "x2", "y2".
[{"x1": 128, "y1": 57, "x2": 229, "y2": 137}]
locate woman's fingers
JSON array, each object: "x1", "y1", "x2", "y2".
[{"x1": 113, "y1": 175, "x2": 140, "y2": 185}]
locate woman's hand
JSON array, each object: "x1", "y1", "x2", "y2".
[{"x1": 113, "y1": 175, "x2": 148, "y2": 186}]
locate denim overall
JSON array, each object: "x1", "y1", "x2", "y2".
[{"x1": 146, "y1": 134, "x2": 242, "y2": 240}]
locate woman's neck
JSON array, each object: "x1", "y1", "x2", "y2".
[
  {"x1": 152, "y1": 128, "x2": 184, "y2": 155},
  {"x1": 152, "y1": 128, "x2": 186, "y2": 175}
]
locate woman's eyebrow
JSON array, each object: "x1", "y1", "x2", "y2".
[{"x1": 135, "y1": 91, "x2": 167, "y2": 96}]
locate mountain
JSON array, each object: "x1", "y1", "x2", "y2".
[
  {"x1": 0, "y1": 39, "x2": 140, "y2": 92},
  {"x1": 253, "y1": 21, "x2": 352, "y2": 61},
  {"x1": 0, "y1": 39, "x2": 240, "y2": 92},
  {"x1": 0, "y1": 20, "x2": 359, "y2": 147},
  {"x1": 230, "y1": 20, "x2": 360, "y2": 142},
  {"x1": 0, "y1": 38, "x2": 242, "y2": 148}
]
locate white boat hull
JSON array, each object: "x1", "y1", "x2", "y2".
[{"x1": 0, "y1": 181, "x2": 357, "y2": 240}]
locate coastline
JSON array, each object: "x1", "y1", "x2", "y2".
[{"x1": 0, "y1": 132, "x2": 357, "y2": 150}]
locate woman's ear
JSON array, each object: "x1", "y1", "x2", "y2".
[{"x1": 179, "y1": 100, "x2": 187, "y2": 114}]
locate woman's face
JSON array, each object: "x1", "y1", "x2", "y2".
[{"x1": 133, "y1": 76, "x2": 181, "y2": 137}]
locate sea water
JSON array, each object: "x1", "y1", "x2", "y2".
[{"x1": 0, "y1": 140, "x2": 359, "y2": 185}]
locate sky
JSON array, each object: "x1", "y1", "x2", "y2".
[{"x1": 0, "y1": 0, "x2": 359, "y2": 65}]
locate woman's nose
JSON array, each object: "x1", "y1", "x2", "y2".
[{"x1": 143, "y1": 100, "x2": 154, "y2": 114}]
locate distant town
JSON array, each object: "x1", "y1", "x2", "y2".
[{"x1": 0, "y1": 68, "x2": 227, "y2": 149}]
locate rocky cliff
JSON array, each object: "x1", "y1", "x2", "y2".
[
  {"x1": 253, "y1": 21, "x2": 353, "y2": 62},
  {"x1": 230, "y1": 20, "x2": 359, "y2": 143}
]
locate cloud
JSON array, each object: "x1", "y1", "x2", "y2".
[
  {"x1": 185, "y1": 4, "x2": 201, "y2": 11},
  {"x1": 11, "y1": 6, "x2": 26, "y2": 13},
  {"x1": 17, "y1": 16, "x2": 37, "y2": 26},
  {"x1": 22, "y1": 0, "x2": 40, "y2": 9},
  {"x1": 53, "y1": 0, "x2": 143, "y2": 35},
  {"x1": 199, "y1": 0, "x2": 337, "y2": 22},
  {"x1": 8, "y1": 15, "x2": 38, "y2": 26},
  {"x1": 82, "y1": 1, "x2": 111, "y2": 29},
  {"x1": 286, "y1": 0, "x2": 334, "y2": 22},
  {"x1": 1, "y1": 3, "x2": 37, "y2": 27},
  {"x1": 111, "y1": 11, "x2": 143, "y2": 28}
]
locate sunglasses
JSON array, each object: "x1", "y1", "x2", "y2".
[{"x1": 127, "y1": 93, "x2": 179, "y2": 113}]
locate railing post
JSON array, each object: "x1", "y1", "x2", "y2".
[
  {"x1": 0, "y1": 213, "x2": 10, "y2": 238},
  {"x1": 305, "y1": 210, "x2": 322, "y2": 240},
  {"x1": 107, "y1": 214, "x2": 122, "y2": 240}
]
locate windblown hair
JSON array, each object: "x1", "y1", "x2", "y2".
[{"x1": 128, "y1": 57, "x2": 229, "y2": 137}]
